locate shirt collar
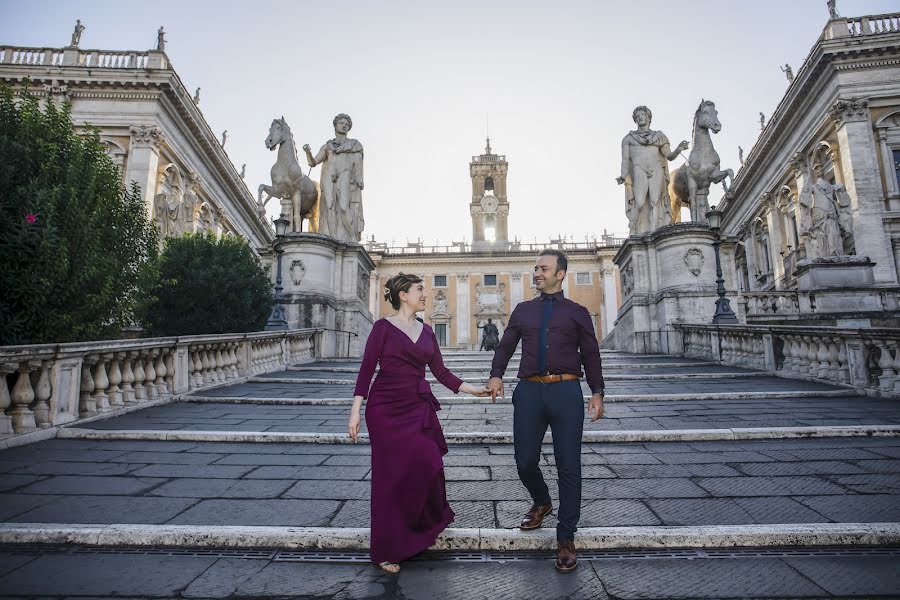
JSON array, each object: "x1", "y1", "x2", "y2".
[{"x1": 540, "y1": 290, "x2": 564, "y2": 302}]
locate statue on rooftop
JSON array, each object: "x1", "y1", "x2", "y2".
[
  {"x1": 827, "y1": 0, "x2": 839, "y2": 19},
  {"x1": 70, "y1": 20, "x2": 85, "y2": 47},
  {"x1": 157, "y1": 26, "x2": 166, "y2": 52},
  {"x1": 780, "y1": 63, "x2": 794, "y2": 82}
]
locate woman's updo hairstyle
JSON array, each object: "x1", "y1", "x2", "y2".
[{"x1": 384, "y1": 272, "x2": 423, "y2": 310}]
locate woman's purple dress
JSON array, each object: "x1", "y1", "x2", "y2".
[{"x1": 354, "y1": 318, "x2": 462, "y2": 564}]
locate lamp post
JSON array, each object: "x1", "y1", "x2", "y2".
[
  {"x1": 705, "y1": 207, "x2": 739, "y2": 324},
  {"x1": 265, "y1": 215, "x2": 290, "y2": 331}
]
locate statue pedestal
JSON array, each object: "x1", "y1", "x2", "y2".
[
  {"x1": 795, "y1": 256, "x2": 875, "y2": 290},
  {"x1": 609, "y1": 223, "x2": 738, "y2": 353},
  {"x1": 278, "y1": 233, "x2": 375, "y2": 358}
]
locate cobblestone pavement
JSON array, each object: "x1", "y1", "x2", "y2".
[
  {"x1": 0, "y1": 546, "x2": 898, "y2": 598},
  {"x1": 1, "y1": 437, "x2": 899, "y2": 527},
  {"x1": 2, "y1": 350, "x2": 898, "y2": 598}
]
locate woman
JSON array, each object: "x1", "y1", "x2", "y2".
[{"x1": 350, "y1": 272, "x2": 489, "y2": 573}]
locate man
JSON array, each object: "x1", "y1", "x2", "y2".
[
  {"x1": 616, "y1": 105, "x2": 688, "y2": 234},
  {"x1": 487, "y1": 249, "x2": 604, "y2": 573}
]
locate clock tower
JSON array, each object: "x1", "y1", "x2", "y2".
[{"x1": 470, "y1": 138, "x2": 510, "y2": 251}]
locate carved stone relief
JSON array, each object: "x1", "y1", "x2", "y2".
[
  {"x1": 683, "y1": 248, "x2": 705, "y2": 276},
  {"x1": 290, "y1": 260, "x2": 306, "y2": 286},
  {"x1": 433, "y1": 289, "x2": 449, "y2": 314}
]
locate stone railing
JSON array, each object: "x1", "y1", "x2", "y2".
[
  {"x1": 676, "y1": 324, "x2": 900, "y2": 396},
  {"x1": 0, "y1": 329, "x2": 321, "y2": 436},
  {"x1": 845, "y1": 13, "x2": 900, "y2": 36},
  {"x1": 0, "y1": 46, "x2": 158, "y2": 69},
  {"x1": 364, "y1": 237, "x2": 627, "y2": 256},
  {"x1": 740, "y1": 291, "x2": 801, "y2": 317}
]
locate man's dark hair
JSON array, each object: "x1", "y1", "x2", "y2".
[{"x1": 539, "y1": 248, "x2": 568, "y2": 273}]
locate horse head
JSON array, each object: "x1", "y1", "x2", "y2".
[
  {"x1": 695, "y1": 100, "x2": 722, "y2": 134},
  {"x1": 265, "y1": 116, "x2": 292, "y2": 151}
]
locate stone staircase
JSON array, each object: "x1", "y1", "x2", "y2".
[{"x1": 1, "y1": 348, "x2": 899, "y2": 596}]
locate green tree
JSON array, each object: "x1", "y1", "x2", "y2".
[
  {"x1": 139, "y1": 232, "x2": 274, "y2": 336},
  {"x1": 0, "y1": 84, "x2": 158, "y2": 345}
]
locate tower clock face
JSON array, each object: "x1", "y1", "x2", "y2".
[{"x1": 481, "y1": 195, "x2": 499, "y2": 213}]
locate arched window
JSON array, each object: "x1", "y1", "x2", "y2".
[{"x1": 484, "y1": 176, "x2": 494, "y2": 191}]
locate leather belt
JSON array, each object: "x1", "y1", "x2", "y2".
[{"x1": 524, "y1": 373, "x2": 580, "y2": 384}]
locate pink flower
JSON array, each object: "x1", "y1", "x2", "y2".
[{"x1": 25, "y1": 213, "x2": 37, "y2": 224}]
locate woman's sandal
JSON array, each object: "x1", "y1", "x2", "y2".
[{"x1": 377, "y1": 561, "x2": 400, "y2": 574}]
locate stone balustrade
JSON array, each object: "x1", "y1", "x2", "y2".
[
  {"x1": 845, "y1": 13, "x2": 900, "y2": 36},
  {"x1": 0, "y1": 329, "x2": 321, "y2": 436},
  {"x1": 740, "y1": 291, "x2": 801, "y2": 317},
  {"x1": 676, "y1": 324, "x2": 900, "y2": 396},
  {"x1": 0, "y1": 46, "x2": 157, "y2": 69}
]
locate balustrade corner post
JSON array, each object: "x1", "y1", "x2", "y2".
[
  {"x1": 845, "y1": 339, "x2": 869, "y2": 388},
  {"x1": 0, "y1": 363, "x2": 16, "y2": 434},
  {"x1": 762, "y1": 333, "x2": 776, "y2": 372},
  {"x1": 173, "y1": 345, "x2": 190, "y2": 394},
  {"x1": 236, "y1": 340, "x2": 252, "y2": 377},
  {"x1": 709, "y1": 330, "x2": 722, "y2": 363},
  {"x1": 10, "y1": 363, "x2": 37, "y2": 433}
]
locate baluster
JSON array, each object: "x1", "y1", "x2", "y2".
[
  {"x1": 783, "y1": 337, "x2": 797, "y2": 373},
  {"x1": 836, "y1": 338, "x2": 850, "y2": 383},
  {"x1": 877, "y1": 341, "x2": 897, "y2": 392},
  {"x1": 79, "y1": 357, "x2": 97, "y2": 416},
  {"x1": 164, "y1": 349, "x2": 176, "y2": 393},
  {"x1": 227, "y1": 344, "x2": 239, "y2": 379},
  {"x1": 122, "y1": 352, "x2": 136, "y2": 404},
  {"x1": 33, "y1": 361, "x2": 52, "y2": 428},
  {"x1": 892, "y1": 342, "x2": 900, "y2": 394},
  {"x1": 144, "y1": 350, "x2": 158, "y2": 400},
  {"x1": 132, "y1": 353, "x2": 147, "y2": 402},
  {"x1": 107, "y1": 354, "x2": 123, "y2": 408},
  {"x1": 9, "y1": 364, "x2": 36, "y2": 432},
  {"x1": 154, "y1": 350, "x2": 169, "y2": 396},
  {"x1": 213, "y1": 346, "x2": 225, "y2": 382},
  {"x1": 803, "y1": 336, "x2": 818, "y2": 378},
  {"x1": 200, "y1": 347, "x2": 212, "y2": 384},
  {"x1": 825, "y1": 339, "x2": 841, "y2": 383},
  {"x1": 92, "y1": 355, "x2": 110, "y2": 412},
  {"x1": 815, "y1": 336, "x2": 831, "y2": 380},
  {"x1": 0, "y1": 364, "x2": 15, "y2": 434},
  {"x1": 191, "y1": 347, "x2": 202, "y2": 388}
]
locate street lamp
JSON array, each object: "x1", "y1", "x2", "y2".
[
  {"x1": 705, "y1": 206, "x2": 739, "y2": 325},
  {"x1": 265, "y1": 215, "x2": 290, "y2": 331}
]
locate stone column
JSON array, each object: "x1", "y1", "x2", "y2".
[
  {"x1": 762, "y1": 193, "x2": 785, "y2": 285},
  {"x1": 510, "y1": 273, "x2": 524, "y2": 310},
  {"x1": 368, "y1": 271, "x2": 379, "y2": 319},
  {"x1": 831, "y1": 98, "x2": 898, "y2": 285},
  {"x1": 875, "y1": 127, "x2": 900, "y2": 209},
  {"x1": 456, "y1": 273, "x2": 470, "y2": 349},
  {"x1": 600, "y1": 264, "x2": 618, "y2": 338},
  {"x1": 126, "y1": 125, "x2": 164, "y2": 220}
]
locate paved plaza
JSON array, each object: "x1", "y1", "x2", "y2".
[{"x1": 1, "y1": 350, "x2": 899, "y2": 598}]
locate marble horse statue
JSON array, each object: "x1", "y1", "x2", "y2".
[
  {"x1": 258, "y1": 117, "x2": 320, "y2": 232},
  {"x1": 669, "y1": 100, "x2": 734, "y2": 223}
]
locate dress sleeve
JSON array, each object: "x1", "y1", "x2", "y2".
[
  {"x1": 353, "y1": 320, "x2": 386, "y2": 398},
  {"x1": 575, "y1": 305, "x2": 605, "y2": 394},
  {"x1": 490, "y1": 304, "x2": 522, "y2": 379},
  {"x1": 427, "y1": 327, "x2": 463, "y2": 393}
]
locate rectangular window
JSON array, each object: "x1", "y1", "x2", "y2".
[
  {"x1": 434, "y1": 323, "x2": 448, "y2": 346},
  {"x1": 576, "y1": 272, "x2": 591, "y2": 285},
  {"x1": 433, "y1": 274, "x2": 447, "y2": 287},
  {"x1": 483, "y1": 274, "x2": 497, "y2": 286}
]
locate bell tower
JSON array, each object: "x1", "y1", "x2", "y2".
[{"x1": 470, "y1": 137, "x2": 510, "y2": 251}]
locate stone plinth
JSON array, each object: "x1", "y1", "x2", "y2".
[
  {"x1": 795, "y1": 256, "x2": 875, "y2": 290},
  {"x1": 609, "y1": 223, "x2": 737, "y2": 354},
  {"x1": 279, "y1": 233, "x2": 374, "y2": 358}
]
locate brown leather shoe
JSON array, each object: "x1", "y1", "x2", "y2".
[
  {"x1": 555, "y1": 540, "x2": 577, "y2": 573},
  {"x1": 519, "y1": 502, "x2": 553, "y2": 530}
]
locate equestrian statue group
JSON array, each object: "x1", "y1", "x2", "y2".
[
  {"x1": 617, "y1": 100, "x2": 734, "y2": 236},
  {"x1": 258, "y1": 113, "x2": 364, "y2": 244}
]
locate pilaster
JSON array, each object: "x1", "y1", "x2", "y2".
[
  {"x1": 456, "y1": 274, "x2": 470, "y2": 348},
  {"x1": 126, "y1": 125, "x2": 164, "y2": 220}
]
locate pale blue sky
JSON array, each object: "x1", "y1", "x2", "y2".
[{"x1": 2, "y1": 0, "x2": 896, "y2": 246}]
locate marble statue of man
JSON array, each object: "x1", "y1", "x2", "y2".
[
  {"x1": 303, "y1": 113, "x2": 364, "y2": 242},
  {"x1": 827, "y1": 0, "x2": 839, "y2": 18},
  {"x1": 70, "y1": 20, "x2": 85, "y2": 47},
  {"x1": 799, "y1": 164, "x2": 844, "y2": 259},
  {"x1": 616, "y1": 106, "x2": 689, "y2": 235},
  {"x1": 780, "y1": 63, "x2": 794, "y2": 82},
  {"x1": 157, "y1": 27, "x2": 166, "y2": 52}
]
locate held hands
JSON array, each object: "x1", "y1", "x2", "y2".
[
  {"x1": 487, "y1": 377, "x2": 505, "y2": 403},
  {"x1": 460, "y1": 382, "x2": 491, "y2": 397},
  {"x1": 587, "y1": 393, "x2": 604, "y2": 422}
]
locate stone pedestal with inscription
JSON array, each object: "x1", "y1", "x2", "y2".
[
  {"x1": 607, "y1": 223, "x2": 738, "y2": 354},
  {"x1": 275, "y1": 233, "x2": 375, "y2": 357}
]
